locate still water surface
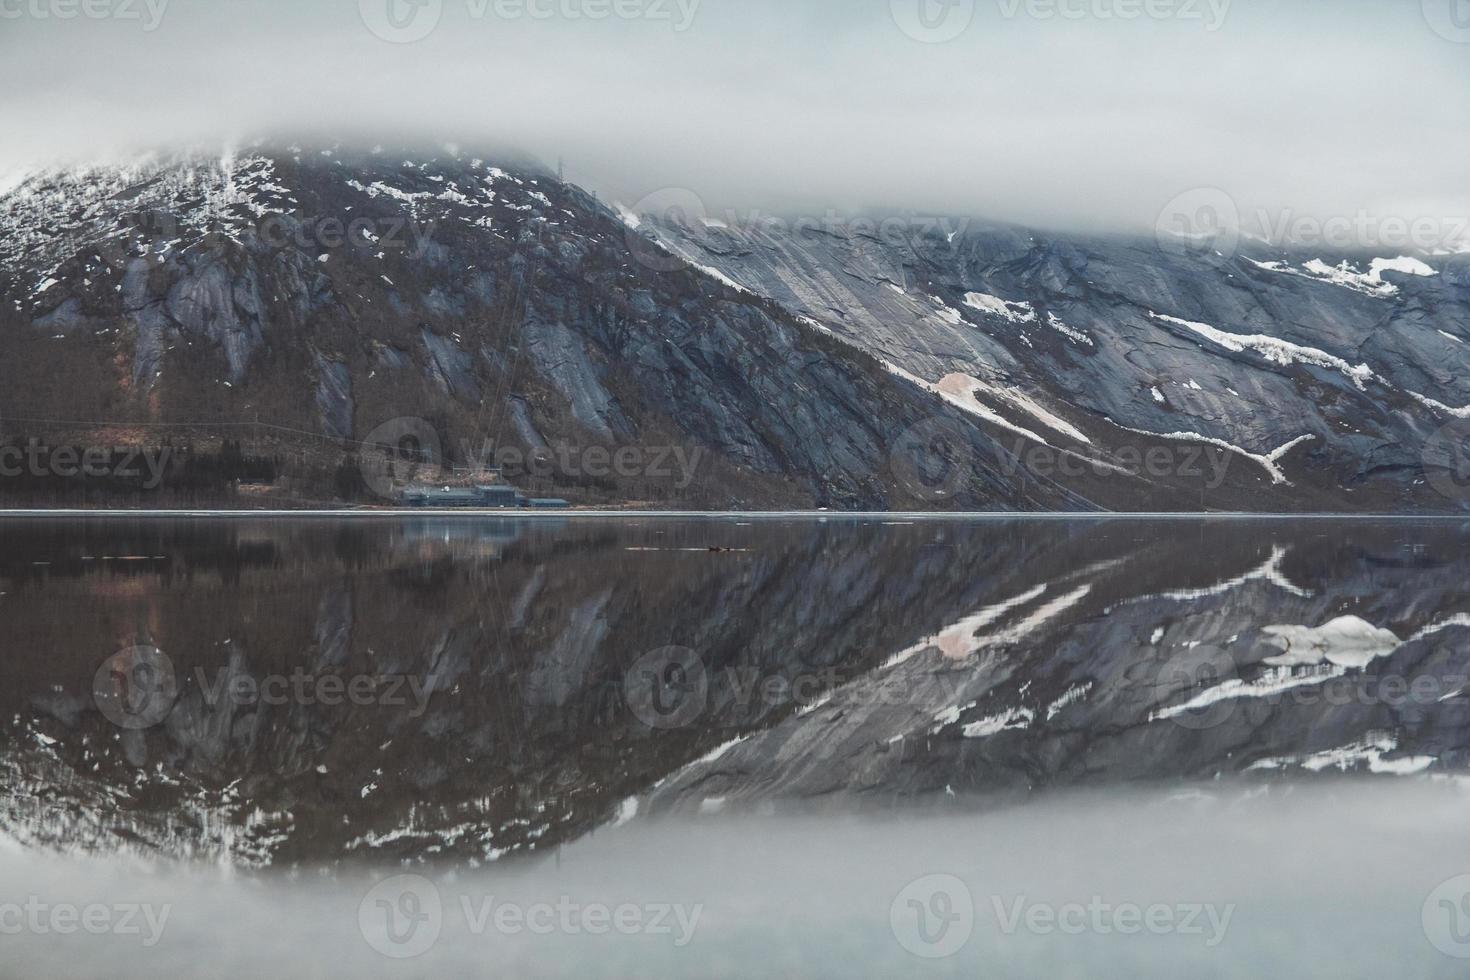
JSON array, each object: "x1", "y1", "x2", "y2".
[{"x1": 3, "y1": 516, "x2": 1469, "y2": 977}]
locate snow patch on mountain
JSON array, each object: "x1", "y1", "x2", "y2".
[
  {"x1": 931, "y1": 373, "x2": 1055, "y2": 446},
  {"x1": 1046, "y1": 312, "x2": 1094, "y2": 346},
  {"x1": 963, "y1": 707, "x2": 1034, "y2": 739},
  {"x1": 964, "y1": 292, "x2": 1036, "y2": 324},
  {"x1": 694, "y1": 264, "x2": 749, "y2": 294},
  {"x1": 1148, "y1": 546, "x2": 1312, "y2": 602},
  {"x1": 976, "y1": 585, "x2": 1092, "y2": 650},
  {"x1": 1046, "y1": 682, "x2": 1094, "y2": 721},
  {"x1": 1261, "y1": 616, "x2": 1403, "y2": 669},
  {"x1": 1153, "y1": 663, "x2": 1347, "y2": 723},
  {"x1": 1248, "y1": 256, "x2": 1436, "y2": 298},
  {"x1": 989, "y1": 384, "x2": 1091, "y2": 444},
  {"x1": 1407, "y1": 391, "x2": 1470, "y2": 419},
  {"x1": 1149, "y1": 312, "x2": 1377, "y2": 390},
  {"x1": 1108, "y1": 415, "x2": 1316, "y2": 485},
  {"x1": 1249, "y1": 733, "x2": 1435, "y2": 776}
]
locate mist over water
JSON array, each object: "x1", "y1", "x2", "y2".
[{"x1": 4, "y1": 782, "x2": 1470, "y2": 978}]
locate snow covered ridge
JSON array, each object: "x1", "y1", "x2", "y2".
[
  {"x1": 1247, "y1": 255, "x2": 1438, "y2": 297},
  {"x1": 0, "y1": 149, "x2": 557, "y2": 310},
  {"x1": 0, "y1": 151, "x2": 299, "y2": 284}
]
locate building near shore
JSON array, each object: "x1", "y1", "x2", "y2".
[{"x1": 399, "y1": 485, "x2": 569, "y2": 509}]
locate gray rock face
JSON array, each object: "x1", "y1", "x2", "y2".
[
  {"x1": 418, "y1": 327, "x2": 479, "y2": 401},
  {"x1": 643, "y1": 211, "x2": 1470, "y2": 510},
  {"x1": 521, "y1": 317, "x2": 628, "y2": 441},
  {"x1": 312, "y1": 350, "x2": 353, "y2": 440}
]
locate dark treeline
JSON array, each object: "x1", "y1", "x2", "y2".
[{"x1": 0, "y1": 436, "x2": 281, "y2": 507}]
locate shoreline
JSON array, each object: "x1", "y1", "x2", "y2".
[{"x1": 0, "y1": 509, "x2": 1465, "y2": 520}]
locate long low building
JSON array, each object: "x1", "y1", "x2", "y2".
[{"x1": 399, "y1": 486, "x2": 569, "y2": 509}]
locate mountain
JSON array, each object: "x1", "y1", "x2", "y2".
[
  {"x1": 637, "y1": 199, "x2": 1470, "y2": 512},
  {"x1": 1, "y1": 143, "x2": 1468, "y2": 511}
]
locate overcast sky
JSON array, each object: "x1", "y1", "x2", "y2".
[{"x1": 2, "y1": 0, "x2": 1468, "y2": 234}]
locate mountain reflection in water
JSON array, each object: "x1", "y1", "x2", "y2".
[
  {"x1": 4, "y1": 516, "x2": 1470, "y2": 975},
  {"x1": 4, "y1": 517, "x2": 1470, "y2": 868}
]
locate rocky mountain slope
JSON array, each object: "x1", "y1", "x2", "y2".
[
  {"x1": 643, "y1": 196, "x2": 1470, "y2": 514},
  {"x1": 637, "y1": 200, "x2": 1470, "y2": 512},
  {"x1": 1, "y1": 144, "x2": 1468, "y2": 510},
  {"x1": 0, "y1": 145, "x2": 1038, "y2": 510}
]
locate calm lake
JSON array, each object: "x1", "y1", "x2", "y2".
[{"x1": 3, "y1": 515, "x2": 1470, "y2": 977}]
